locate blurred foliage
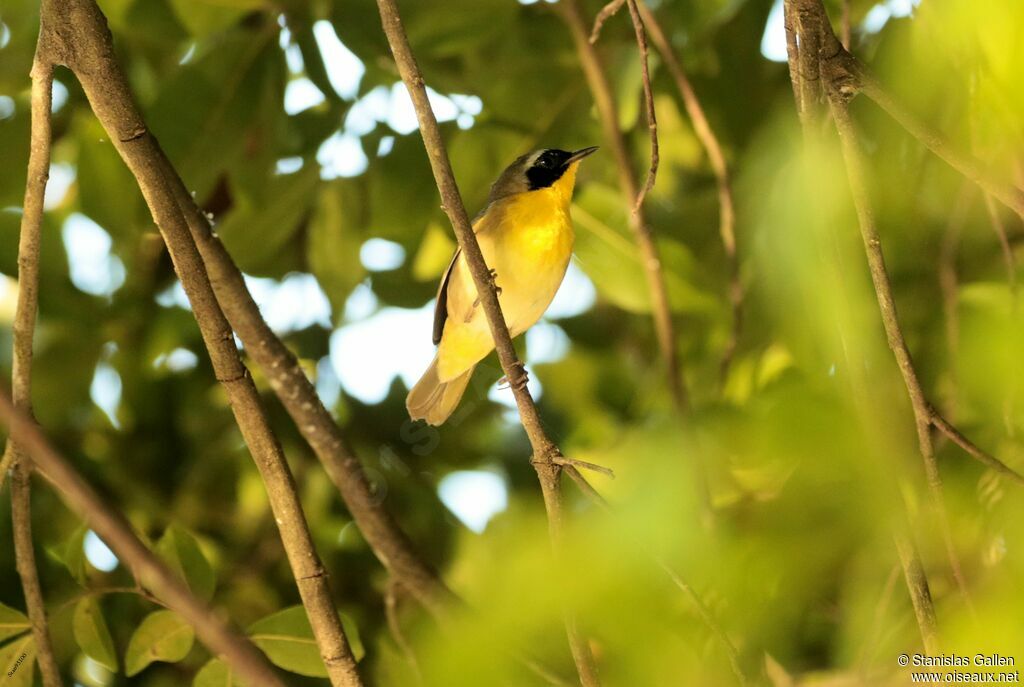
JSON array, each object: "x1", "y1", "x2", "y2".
[{"x1": 1, "y1": 0, "x2": 1023, "y2": 685}]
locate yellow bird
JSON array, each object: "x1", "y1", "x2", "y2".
[{"x1": 407, "y1": 146, "x2": 599, "y2": 425}]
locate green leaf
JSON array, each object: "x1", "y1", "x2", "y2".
[
  {"x1": 124, "y1": 610, "x2": 195, "y2": 676},
  {"x1": 147, "y1": 31, "x2": 277, "y2": 200},
  {"x1": 168, "y1": 0, "x2": 261, "y2": 37},
  {"x1": 74, "y1": 113, "x2": 145, "y2": 242},
  {"x1": 0, "y1": 633, "x2": 36, "y2": 687},
  {"x1": 217, "y1": 165, "x2": 321, "y2": 277},
  {"x1": 248, "y1": 606, "x2": 324, "y2": 677},
  {"x1": 157, "y1": 524, "x2": 216, "y2": 602},
  {"x1": 0, "y1": 602, "x2": 30, "y2": 643},
  {"x1": 54, "y1": 524, "x2": 89, "y2": 585},
  {"x1": 73, "y1": 597, "x2": 118, "y2": 671},
  {"x1": 307, "y1": 182, "x2": 365, "y2": 321},
  {"x1": 572, "y1": 184, "x2": 718, "y2": 315},
  {"x1": 194, "y1": 658, "x2": 236, "y2": 687},
  {"x1": 248, "y1": 605, "x2": 363, "y2": 676}
]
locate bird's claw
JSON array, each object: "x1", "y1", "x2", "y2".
[{"x1": 473, "y1": 269, "x2": 501, "y2": 308}]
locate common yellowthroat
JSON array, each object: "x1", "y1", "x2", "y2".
[{"x1": 407, "y1": 146, "x2": 599, "y2": 425}]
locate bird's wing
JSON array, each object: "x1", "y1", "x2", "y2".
[
  {"x1": 430, "y1": 206, "x2": 499, "y2": 346},
  {"x1": 431, "y1": 249, "x2": 459, "y2": 345}
]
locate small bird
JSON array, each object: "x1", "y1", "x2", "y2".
[{"x1": 407, "y1": 146, "x2": 599, "y2": 425}]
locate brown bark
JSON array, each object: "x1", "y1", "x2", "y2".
[
  {"x1": 161, "y1": 165, "x2": 455, "y2": 618},
  {"x1": 373, "y1": 1, "x2": 602, "y2": 684},
  {"x1": 636, "y1": 2, "x2": 742, "y2": 383},
  {"x1": 559, "y1": 0, "x2": 689, "y2": 412},
  {"x1": 0, "y1": 389, "x2": 286, "y2": 687},
  {"x1": 4, "y1": 48, "x2": 63, "y2": 687},
  {"x1": 37, "y1": 2, "x2": 363, "y2": 683}
]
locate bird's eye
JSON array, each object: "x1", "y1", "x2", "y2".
[{"x1": 537, "y1": 153, "x2": 554, "y2": 168}]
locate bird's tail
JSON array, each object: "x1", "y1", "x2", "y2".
[{"x1": 406, "y1": 357, "x2": 475, "y2": 426}]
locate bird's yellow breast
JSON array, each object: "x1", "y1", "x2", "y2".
[{"x1": 434, "y1": 165, "x2": 579, "y2": 381}]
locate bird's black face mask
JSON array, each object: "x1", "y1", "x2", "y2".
[
  {"x1": 525, "y1": 147, "x2": 600, "y2": 190},
  {"x1": 526, "y1": 149, "x2": 574, "y2": 190}
]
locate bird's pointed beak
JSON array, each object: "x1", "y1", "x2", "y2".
[{"x1": 567, "y1": 146, "x2": 599, "y2": 164}]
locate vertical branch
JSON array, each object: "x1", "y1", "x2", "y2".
[
  {"x1": 636, "y1": 2, "x2": 743, "y2": 382},
  {"x1": 44, "y1": 2, "x2": 363, "y2": 683},
  {"x1": 828, "y1": 81, "x2": 975, "y2": 623},
  {"x1": 0, "y1": 390, "x2": 286, "y2": 687},
  {"x1": 4, "y1": 51, "x2": 63, "y2": 687},
  {"x1": 559, "y1": 0, "x2": 689, "y2": 412},
  {"x1": 624, "y1": 0, "x2": 658, "y2": 213},
  {"x1": 373, "y1": 1, "x2": 602, "y2": 684},
  {"x1": 782, "y1": 0, "x2": 948, "y2": 650}
]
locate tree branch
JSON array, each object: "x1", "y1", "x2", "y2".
[
  {"x1": 559, "y1": 0, "x2": 689, "y2": 413},
  {"x1": 40, "y1": 2, "x2": 363, "y2": 684},
  {"x1": 782, "y1": 0, "x2": 951, "y2": 650},
  {"x1": 829, "y1": 58, "x2": 977, "y2": 628},
  {"x1": 373, "y1": 1, "x2": 602, "y2": 684},
  {"x1": 857, "y1": 72, "x2": 1024, "y2": 221},
  {"x1": 637, "y1": 1, "x2": 743, "y2": 383},
  {"x1": 4, "y1": 48, "x2": 62, "y2": 687},
  {"x1": 624, "y1": 0, "x2": 658, "y2": 213},
  {"x1": 0, "y1": 388, "x2": 286, "y2": 687},
  {"x1": 160, "y1": 158, "x2": 455, "y2": 618}
]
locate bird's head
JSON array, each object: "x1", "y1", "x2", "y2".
[{"x1": 486, "y1": 146, "x2": 599, "y2": 205}]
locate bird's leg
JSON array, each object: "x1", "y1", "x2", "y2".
[
  {"x1": 472, "y1": 268, "x2": 501, "y2": 308},
  {"x1": 497, "y1": 362, "x2": 529, "y2": 391}
]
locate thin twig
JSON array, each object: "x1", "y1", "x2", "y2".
[
  {"x1": 551, "y1": 455, "x2": 615, "y2": 478},
  {"x1": 562, "y1": 466, "x2": 748, "y2": 686},
  {"x1": 929, "y1": 412, "x2": 1024, "y2": 486},
  {"x1": 373, "y1": 1, "x2": 602, "y2": 685},
  {"x1": 588, "y1": 0, "x2": 625, "y2": 44},
  {"x1": 560, "y1": 0, "x2": 689, "y2": 413},
  {"x1": 638, "y1": 1, "x2": 743, "y2": 383},
  {"x1": 5, "y1": 49, "x2": 62, "y2": 687},
  {"x1": 43, "y1": 2, "x2": 363, "y2": 683},
  {"x1": 0, "y1": 388, "x2": 286, "y2": 687},
  {"x1": 623, "y1": 0, "x2": 659, "y2": 213},
  {"x1": 858, "y1": 72, "x2": 1024, "y2": 221}
]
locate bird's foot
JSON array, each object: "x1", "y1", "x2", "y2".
[
  {"x1": 472, "y1": 269, "x2": 501, "y2": 308},
  {"x1": 497, "y1": 364, "x2": 529, "y2": 392}
]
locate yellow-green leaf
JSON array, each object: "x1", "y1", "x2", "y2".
[
  {"x1": 0, "y1": 602, "x2": 30, "y2": 643},
  {"x1": 248, "y1": 605, "x2": 363, "y2": 677},
  {"x1": 125, "y1": 610, "x2": 195, "y2": 676},
  {"x1": 73, "y1": 597, "x2": 118, "y2": 671},
  {"x1": 157, "y1": 524, "x2": 216, "y2": 602},
  {"x1": 194, "y1": 658, "x2": 236, "y2": 687},
  {"x1": 0, "y1": 632, "x2": 36, "y2": 687}
]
